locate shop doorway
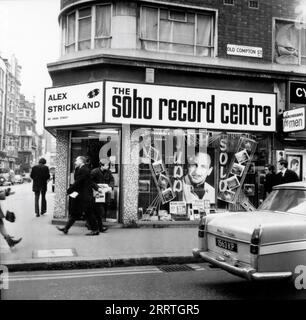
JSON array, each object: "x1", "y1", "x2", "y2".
[{"x1": 70, "y1": 128, "x2": 121, "y2": 222}]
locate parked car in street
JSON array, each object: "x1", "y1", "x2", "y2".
[
  {"x1": 14, "y1": 174, "x2": 24, "y2": 184},
  {"x1": 193, "y1": 181, "x2": 306, "y2": 282},
  {"x1": 22, "y1": 173, "x2": 31, "y2": 183}
]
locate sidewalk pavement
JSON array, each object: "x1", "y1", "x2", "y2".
[{"x1": 0, "y1": 184, "x2": 201, "y2": 272}]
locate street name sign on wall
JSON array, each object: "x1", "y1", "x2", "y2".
[
  {"x1": 227, "y1": 44, "x2": 263, "y2": 58},
  {"x1": 283, "y1": 107, "x2": 306, "y2": 132},
  {"x1": 105, "y1": 81, "x2": 276, "y2": 132},
  {"x1": 44, "y1": 82, "x2": 103, "y2": 127}
]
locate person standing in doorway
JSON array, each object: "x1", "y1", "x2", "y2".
[
  {"x1": 57, "y1": 156, "x2": 101, "y2": 236},
  {"x1": 90, "y1": 158, "x2": 114, "y2": 233},
  {"x1": 30, "y1": 158, "x2": 50, "y2": 217},
  {"x1": 263, "y1": 164, "x2": 277, "y2": 198},
  {"x1": 276, "y1": 159, "x2": 299, "y2": 185}
]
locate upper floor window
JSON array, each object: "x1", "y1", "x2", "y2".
[
  {"x1": 78, "y1": 7, "x2": 92, "y2": 51},
  {"x1": 274, "y1": 19, "x2": 306, "y2": 65},
  {"x1": 140, "y1": 6, "x2": 215, "y2": 57},
  {"x1": 63, "y1": 4, "x2": 111, "y2": 54}
]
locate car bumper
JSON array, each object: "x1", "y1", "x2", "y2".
[{"x1": 192, "y1": 248, "x2": 292, "y2": 281}]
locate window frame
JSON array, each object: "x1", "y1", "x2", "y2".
[
  {"x1": 273, "y1": 17, "x2": 305, "y2": 65},
  {"x1": 139, "y1": 5, "x2": 216, "y2": 57},
  {"x1": 63, "y1": 3, "x2": 112, "y2": 54}
]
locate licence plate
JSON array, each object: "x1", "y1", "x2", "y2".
[{"x1": 215, "y1": 237, "x2": 237, "y2": 252}]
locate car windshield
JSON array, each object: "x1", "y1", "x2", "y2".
[{"x1": 259, "y1": 189, "x2": 306, "y2": 215}]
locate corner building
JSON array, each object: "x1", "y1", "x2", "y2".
[{"x1": 46, "y1": 0, "x2": 306, "y2": 225}]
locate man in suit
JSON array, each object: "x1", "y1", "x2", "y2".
[
  {"x1": 57, "y1": 156, "x2": 101, "y2": 236},
  {"x1": 90, "y1": 158, "x2": 114, "y2": 233},
  {"x1": 276, "y1": 159, "x2": 299, "y2": 185},
  {"x1": 30, "y1": 158, "x2": 50, "y2": 217}
]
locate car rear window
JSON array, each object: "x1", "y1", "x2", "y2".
[{"x1": 259, "y1": 189, "x2": 306, "y2": 214}]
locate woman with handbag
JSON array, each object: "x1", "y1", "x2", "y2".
[{"x1": 0, "y1": 188, "x2": 22, "y2": 248}]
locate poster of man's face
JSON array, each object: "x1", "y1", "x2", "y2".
[
  {"x1": 187, "y1": 152, "x2": 213, "y2": 185},
  {"x1": 288, "y1": 155, "x2": 302, "y2": 179}
]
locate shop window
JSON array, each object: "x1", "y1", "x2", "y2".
[
  {"x1": 137, "y1": 129, "x2": 269, "y2": 222},
  {"x1": 140, "y1": 6, "x2": 215, "y2": 57},
  {"x1": 274, "y1": 19, "x2": 306, "y2": 65}
]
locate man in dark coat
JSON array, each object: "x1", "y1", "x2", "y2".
[
  {"x1": 30, "y1": 158, "x2": 50, "y2": 217},
  {"x1": 90, "y1": 158, "x2": 115, "y2": 233},
  {"x1": 263, "y1": 164, "x2": 277, "y2": 198},
  {"x1": 57, "y1": 156, "x2": 100, "y2": 236},
  {"x1": 276, "y1": 159, "x2": 299, "y2": 185}
]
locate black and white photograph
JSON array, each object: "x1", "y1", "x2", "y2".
[
  {"x1": 220, "y1": 190, "x2": 236, "y2": 203},
  {"x1": 243, "y1": 184, "x2": 255, "y2": 196},
  {"x1": 235, "y1": 149, "x2": 250, "y2": 164},
  {"x1": 161, "y1": 188, "x2": 175, "y2": 203},
  {"x1": 2, "y1": 0, "x2": 306, "y2": 306},
  {"x1": 230, "y1": 163, "x2": 245, "y2": 177},
  {"x1": 139, "y1": 180, "x2": 150, "y2": 193},
  {"x1": 151, "y1": 160, "x2": 165, "y2": 176},
  {"x1": 225, "y1": 175, "x2": 241, "y2": 190}
]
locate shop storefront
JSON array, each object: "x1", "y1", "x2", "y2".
[{"x1": 45, "y1": 80, "x2": 276, "y2": 224}]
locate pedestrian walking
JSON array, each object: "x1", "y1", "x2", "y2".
[
  {"x1": 0, "y1": 188, "x2": 22, "y2": 248},
  {"x1": 30, "y1": 158, "x2": 50, "y2": 217},
  {"x1": 56, "y1": 156, "x2": 101, "y2": 236},
  {"x1": 263, "y1": 164, "x2": 277, "y2": 198},
  {"x1": 90, "y1": 158, "x2": 114, "y2": 233},
  {"x1": 51, "y1": 173, "x2": 55, "y2": 192},
  {"x1": 276, "y1": 159, "x2": 299, "y2": 185}
]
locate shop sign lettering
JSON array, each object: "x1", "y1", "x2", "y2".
[
  {"x1": 105, "y1": 81, "x2": 276, "y2": 132},
  {"x1": 290, "y1": 81, "x2": 306, "y2": 104},
  {"x1": 44, "y1": 82, "x2": 103, "y2": 127},
  {"x1": 283, "y1": 107, "x2": 306, "y2": 132}
]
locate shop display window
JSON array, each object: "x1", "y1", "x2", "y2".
[{"x1": 137, "y1": 128, "x2": 270, "y2": 221}]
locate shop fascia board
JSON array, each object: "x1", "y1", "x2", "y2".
[{"x1": 47, "y1": 50, "x2": 306, "y2": 81}]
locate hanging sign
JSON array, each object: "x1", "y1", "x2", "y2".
[{"x1": 283, "y1": 107, "x2": 306, "y2": 132}]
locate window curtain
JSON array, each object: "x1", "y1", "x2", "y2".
[
  {"x1": 66, "y1": 12, "x2": 75, "y2": 53},
  {"x1": 95, "y1": 5, "x2": 111, "y2": 48},
  {"x1": 141, "y1": 7, "x2": 158, "y2": 50},
  {"x1": 275, "y1": 21, "x2": 299, "y2": 64},
  {"x1": 196, "y1": 14, "x2": 212, "y2": 56},
  {"x1": 78, "y1": 9, "x2": 91, "y2": 51}
]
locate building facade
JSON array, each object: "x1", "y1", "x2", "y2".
[
  {"x1": 0, "y1": 55, "x2": 21, "y2": 171},
  {"x1": 46, "y1": 0, "x2": 306, "y2": 224},
  {"x1": 18, "y1": 94, "x2": 38, "y2": 173}
]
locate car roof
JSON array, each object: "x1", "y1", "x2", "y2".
[{"x1": 273, "y1": 181, "x2": 306, "y2": 190}]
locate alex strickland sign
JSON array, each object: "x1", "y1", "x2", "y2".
[
  {"x1": 44, "y1": 81, "x2": 103, "y2": 127},
  {"x1": 105, "y1": 81, "x2": 276, "y2": 132},
  {"x1": 44, "y1": 81, "x2": 276, "y2": 131}
]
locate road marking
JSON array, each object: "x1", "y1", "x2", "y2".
[{"x1": 9, "y1": 266, "x2": 163, "y2": 282}]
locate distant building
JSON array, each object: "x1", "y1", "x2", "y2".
[
  {"x1": 0, "y1": 55, "x2": 21, "y2": 171},
  {"x1": 18, "y1": 94, "x2": 37, "y2": 173}
]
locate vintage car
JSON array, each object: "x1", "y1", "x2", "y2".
[
  {"x1": 14, "y1": 175, "x2": 24, "y2": 184},
  {"x1": 192, "y1": 181, "x2": 306, "y2": 281}
]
